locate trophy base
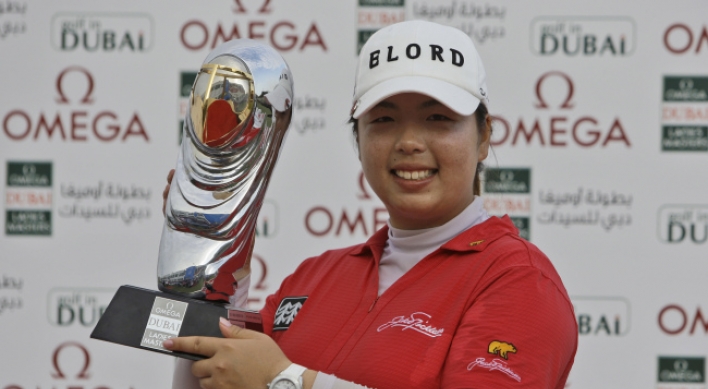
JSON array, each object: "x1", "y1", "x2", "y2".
[{"x1": 90, "y1": 285, "x2": 263, "y2": 360}]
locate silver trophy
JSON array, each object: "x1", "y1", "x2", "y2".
[
  {"x1": 92, "y1": 40, "x2": 290, "y2": 358},
  {"x1": 159, "y1": 40, "x2": 293, "y2": 303}
]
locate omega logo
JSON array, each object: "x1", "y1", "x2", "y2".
[
  {"x1": 2, "y1": 67, "x2": 149, "y2": 142},
  {"x1": 492, "y1": 71, "x2": 630, "y2": 148},
  {"x1": 663, "y1": 24, "x2": 708, "y2": 54},
  {"x1": 658, "y1": 304, "x2": 708, "y2": 335},
  {"x1": 180, "y1": 21, "x2": 326, "y2": 53},
  {"x1": 51, "y1": 342, "x2": 91, "y2": 379},
  {"x1": 2, "y1": 341, "x2": 136, "y2": 389},
  {"x1": 233, "y1": 0, "x2": 272, "y2": 13},
  {"x1": 179, "y1": 0, "x2": 326, "y2": 52},
  {"x1": 55, "y1": 66, "x2": 95, "y2": 104},
  {"x1": 534, "y1": 71, "x2": 574, "y2": 110}
]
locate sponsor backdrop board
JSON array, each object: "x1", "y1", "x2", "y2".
[{"x1": 1, "y1": 0, "x2": 707, "y2": 387}]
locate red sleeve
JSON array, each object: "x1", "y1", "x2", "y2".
[
  {"x1": 260, "y1": 270, "x2": 288, "y2": 336},
  {"x1": 441, "y1": 263, "x2": 577, "y2": 389},
  {"x1": 259, "y1": 254, "x2": 324, "y2": 337}
]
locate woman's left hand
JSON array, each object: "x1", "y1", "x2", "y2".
[{"x1": 164, "y1": 317, "x2": 291, "y2": 389}]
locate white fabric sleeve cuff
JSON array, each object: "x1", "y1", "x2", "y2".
[
  {"x1": 313, "y1": 372, "x2": 374, "y2": 389},
  {"x1": 228, "y1": 273, "x2": 251, "y2": 309},
  {"x1": 172, "y1": 358, "x2": 200, "y2": 389}
]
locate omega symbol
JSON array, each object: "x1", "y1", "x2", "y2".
[
  {"x1": 51, "y1": 341, "x2": 91, "y2": 379},
  {"x1": 534, "y1": 71, "x2": 575, "y2": 110},
  {"x1": 499, "y1": 171, "x2": 515, "y2": 182},
  {"x1": 674, "y1": 359, "x2": 689, "y2": 372},
  {"x1": 22, "y1": 164, "x2": 36, "y2": 175},
  {"x1": 679, "y1": 78, "x2": 694, "y2": 90},
  {"x1": 55, "y1": 66, "x2": 95, "y2": 105},
  {"x1": 166, "y1": 302, "x2": 174, "y2": 310},
  {"x1": 233, "y1": 0, "x2": 272, "y2": 14}
]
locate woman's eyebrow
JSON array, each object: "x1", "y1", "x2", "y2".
[
  {"x1": 421, "y1": 99, "x2": 443, "y2": 108},
  {"x1": 372, "y1": 100, "x2": 397, "y2": 110}
]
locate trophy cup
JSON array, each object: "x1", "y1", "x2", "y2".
[{"x1": 91, "y1": 39, "x2": 293, "y2": 360}]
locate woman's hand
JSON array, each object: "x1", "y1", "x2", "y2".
[
  {"x1": 164, "y1": 318, "x2": 292, "y2": 389},
  {"x1": 162, "y1": 169, "x2": 175, "y2": 216}
]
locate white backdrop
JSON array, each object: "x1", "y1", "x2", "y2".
[{"x1": 1, "y1": 0, "x2": 707, "y2": 388}]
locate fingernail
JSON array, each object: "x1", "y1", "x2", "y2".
[
  {"x1": 163, "y1": 339, "x2": 174, "y2": 349},
  {"x1": 220, "y1": 316, "x2": 233, "y2": 327}
]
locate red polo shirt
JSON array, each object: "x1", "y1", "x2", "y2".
[{"x1": 261, "y1": 216, "x2": 577, "y2": 388}]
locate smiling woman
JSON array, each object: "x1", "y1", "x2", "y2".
[
  {"x1": 354, "y1": 93, "x2": 490, "y2": 230},
  {"x1": 167, "y1": 20, "x2": 577, "y2": 389}
]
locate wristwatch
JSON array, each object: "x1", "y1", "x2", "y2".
[{"x1": 267, "y1": 363, "x2": 307, "y2": 389}]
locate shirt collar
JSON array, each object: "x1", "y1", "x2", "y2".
[{"x1": 353, "y1": 215, "x2": 520, "y2": 258}]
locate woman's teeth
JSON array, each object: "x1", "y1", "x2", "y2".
[{"x1": 394, "y1": 170, "x2": 433, "y2": 180}]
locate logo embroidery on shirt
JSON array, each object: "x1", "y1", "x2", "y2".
[
  {"x1": 488, "y1": 340, "x2": 517, "y2": 360},
  {"x1": 467, "y1": 358, "x2": 521, "y2": 382},
  {"x1": 273, "y1": 296, "x2": 307, "y2": 331},
  {"x1": 377, "y1": 312, "x2": 445, "y2": 338}
]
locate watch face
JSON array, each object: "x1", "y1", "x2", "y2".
[{"x1": 271, "y1": 378, "x2": 297, "y2": 389}]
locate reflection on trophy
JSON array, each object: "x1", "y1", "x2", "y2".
[
  {"x1": 91, "y1": 40, "x2": 293, "y2": 359},
  {"x1": 159, "y1": 39, "x2": 293, "y2": 303}
]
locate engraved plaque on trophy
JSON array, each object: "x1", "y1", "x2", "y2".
[{"x1": 91, "y1": 39, "x2": 293, "y2": 360}]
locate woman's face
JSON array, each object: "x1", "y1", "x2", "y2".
[{"x1": 357, "y1": 92, "x2": 490, "y2": 230}]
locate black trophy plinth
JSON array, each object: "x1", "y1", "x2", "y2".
[{"x1": 91, "y1": 285, "x2": 263, "y2": 360}]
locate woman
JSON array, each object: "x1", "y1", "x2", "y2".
[{"x1": 164, "y1": 20, "x2": 577, "y2": 389}]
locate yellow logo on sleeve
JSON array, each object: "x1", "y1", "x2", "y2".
[{"x1": 488, "y1": 340, "x2": 517, "y2": 360}]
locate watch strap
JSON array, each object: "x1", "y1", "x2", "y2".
[
  {"x1": 268, "y1": 363, "x2": 307, "y2": 389},
  {"x1": 282, "y1": 363, "x2": 307, "y2": 378}
]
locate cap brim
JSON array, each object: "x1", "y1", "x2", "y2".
[{"x1": 352, "y1": 76, "x2": 481, "y2": 119}]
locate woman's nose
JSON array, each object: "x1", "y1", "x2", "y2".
[{"x1": 395, "y1": 122, "x2": 427, "y2": 154}]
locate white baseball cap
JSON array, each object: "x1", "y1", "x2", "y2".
[{"x1": 351, "y1": 20, "x2": 489, "y2": 119}]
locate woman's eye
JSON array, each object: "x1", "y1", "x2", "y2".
[
  {"x1": 427, "y1": 114, "x2": 451, "y2": 121},
  {"x1": 371, "y1": 116, "x2": 393, "y2": 123}
]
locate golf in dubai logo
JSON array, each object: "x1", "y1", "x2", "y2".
[
  {"x1": 5, "y1": 161, "x2": 52, "y2": 235},
  {"x1": 572, "y1": 296, "x2": 631, "y2": 336},
  {"x1": 51, "y1": 13, "x2": 153, "y2": 53},
  {"x1": 658, "y1": 205, "x2": 708, "y2": 244},
  {"x1": 530, "y1": 16, "x2": 635, "y2": 57}
]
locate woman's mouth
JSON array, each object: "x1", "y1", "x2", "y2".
[{"x1": 393, "y1": 169, "x2": 435, "y2": 180}]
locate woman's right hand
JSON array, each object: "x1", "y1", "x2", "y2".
[{"x1": 162, "y1": 169, "x2": 175, "y2": 216}]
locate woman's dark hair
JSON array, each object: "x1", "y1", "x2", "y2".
[
  {"x1": 349, "y1": 102, "x2": 491, "y2": 196},
  {"x1": 471, "y1": 103, "x2": 489, "y2": 196}
]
